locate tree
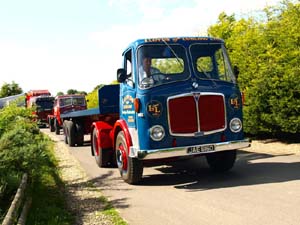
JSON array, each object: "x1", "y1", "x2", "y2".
[
  {"x1": 56, "y1": 91, "x2": 64, "y2": 96},
  {"x1": 207, "y1": 0, "x2": 300, "y2": 135},
  {"x1": 67, "y1": 89, "x2": 78, "y2": 95},
  {"x1": 0, "y1": 81, "x2": 23, "y2": 98},
  {"x1": 66, "y1": 89, "x2": 87, "y2": 95},
  {"x1": 78, "y1": 91, "x2": 87, "y2": 95},
  {"x1": 111, "y1": 80, "x2": 119, "y2": 84},
  {"x1": 86, "y1": 84, "x2": 104, "y2": 109}
]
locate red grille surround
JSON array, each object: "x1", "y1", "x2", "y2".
[{"x1": 168, "y1": 93, "x2": 226, "y2": 136}]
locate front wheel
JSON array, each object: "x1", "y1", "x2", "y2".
[
  {"x1": 205, "y1": 150, "x2": 237, "y2": 172},
  {"x1": 115, "y1": 131, "x2": 143, "y2": 184}
]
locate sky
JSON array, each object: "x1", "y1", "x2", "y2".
[{"x1": 0, "y1": 0, "x2": 282, "y2": 95}]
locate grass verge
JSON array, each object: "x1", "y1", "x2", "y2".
[
  {"x1": 27, "y1": 135, "x2": 127, "y2": 225},
  {"x1": 98, "y1": 195, "x2": 128, "y2": 225},
  {"x1": 0, "y1": 174, "x2": 21, "y2": 223},
  {"x1": 26, "y1": 141, "x2": 74, "y2": 225}
]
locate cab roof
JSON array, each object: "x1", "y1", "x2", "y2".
[
  {"x1": 55, "y1": 94, "x2": 85, "y2": 99},
  {"x1": 129, "y1": 36, "x2": 223, "y2": 48},
  {"x1": 123, "y1": 37, "x2": 225, "y2": 55}
]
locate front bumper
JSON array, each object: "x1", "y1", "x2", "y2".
[{"x1": 130, "y1": 139, "x2": 251, "y2": 160}]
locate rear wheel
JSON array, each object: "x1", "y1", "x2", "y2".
[
  {"x1": 92, "y1": 128, "x2": 111, "y2": 167},
  {"x1": 63, "y1": 120, "x2": 68, "y2": 144},
  {"x1": 66, "y1": 121, "x2": 76, "y2": 147},
  {"x1": 75, "y1": 122, "x2": 84, "y2": 146},
  {"x1": 54, "y1": 119, "x2": 60, "y2": 135},
  {"x1": 115, "y1": 131, "x2": 143, "y2": 184},
  {"x1": 206, "y1": 150, "x2": 237, "y2": 172},
  {"x1": 49, "y1": 118, "x2": 55, "y2": 132}
]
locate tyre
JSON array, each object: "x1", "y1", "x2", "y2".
[
  {"x1": 92, "y1": 128, "x2": 111, "y2": 167},
  {"x1": 66, "y1": 121, "x2": 76, "y2": 147},
  {"x1": 54, "y1": 118, "x2": 60, "y2": 135},
  {"x1": 205, "y1": 150, "x2": 237, "y2": 172},
  {"x1": 63, "y1": 120, "x2": 68, "y2": 144},
  {"x1": 115, "y1": 131, "x2": 143, "y2": 184},
  {"x1": 75, "y1": 122, "x2": 84, "y2": 146},
  {"x1": 49, "y1": 118, "x2": 55, "y2": 132}
]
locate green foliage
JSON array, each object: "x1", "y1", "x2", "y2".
[
  {"x1": 56, "y1": 91, "x2": 64, "y2": 96},
  {"x1": 111, "y1": 80, "x2": 119, "y2": 84},
  {"x1": 66, "y1": 89, "x2": 77, "y2": 95},
  {"x1": 26, "y1": 148, "x2": 74, "y2": 225},
  {"x1": 208, "y1": 0, "x2": 300, "y2": 135},
  {"x1": 0, "y1": 119, "x2": 48, "y2": 176},
  {"x1": 0, "y1": 81, "x2": 23, "y2": 98},
  {"x1": 153, "y1": 58, "x2": 184, "y2": 74},
  {"x1": 86, "y1": 84, "x2": 104, "y2": 109},
  {"x1": 66, "y1": 89, "x2": 87, "y2": 95},
  {"x1": 0, "y1": 174, "x2": 20, "y2": 220},
  {"x1": 0, "y1": 103, "x2": 49, "y2": 199},
  {"x1": 100, "y1": 195, "x2": 128, "y2": 225},
  {"x1": 0, "y1": 102, "x2": 72, "y2": 223},
  {"x1": 0, "y1": 102, "x2": 34, "y2": 137}
]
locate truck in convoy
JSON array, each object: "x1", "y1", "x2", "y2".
[
  {"x1": 47, "y1": 94, "x2": 87, "y2": 135},
  {"x1": 61, "y1": 37, "x2": 251, "y2": 184},
  {"x1": 25, "y1": 90, "x2": 54, "y2": 127}
]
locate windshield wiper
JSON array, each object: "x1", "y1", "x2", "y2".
[
  {"x1": 197, "y1": 64, "x2": 212, "y2": 79},
  {"x1": 162, "y1": 39, "x2": 184, "y2": 71}
]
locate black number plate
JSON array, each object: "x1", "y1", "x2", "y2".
[{"x1": 187, "y1": 144, "x2": 215, "y2": 154}]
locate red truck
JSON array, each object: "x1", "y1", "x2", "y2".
[
  {"x1": 25, "y1": 90, "x2": 54, "y2": 127},
  {"x1": 48, "y1": 94, "x2": 87, "y2": 135}
]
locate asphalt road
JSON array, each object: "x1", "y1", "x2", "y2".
[{"x1": 43, "y1": 128, "x2": 300, "y2": 225}]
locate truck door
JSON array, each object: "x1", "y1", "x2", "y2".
[{"x1": 120, "y1": 49, "x2": 137, "y2": 129}]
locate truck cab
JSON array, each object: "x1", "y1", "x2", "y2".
[
  {"x1": 113, "y1": 37, "x2": 250, "y2": 183},
  {"x1": 25, "y1": 90, "x2": 54, "y2": 127},
  {"x1": 48, "y1": 94, "x2": 87, "y2": 134}
]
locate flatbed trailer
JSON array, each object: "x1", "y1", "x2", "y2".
[{"x1": 60, "y1": 85, "x2": 119, "y2": 147}]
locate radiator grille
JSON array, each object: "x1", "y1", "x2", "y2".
[{"x1": 168, "y1": 93, "x2": 226, "y2": 136}]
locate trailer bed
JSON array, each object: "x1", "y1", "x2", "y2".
[
  {"x1": 60, "y1": 84, "x2": 120, "y2": 119},
  {"x1": 60, "y1": 108, "x2": 100, "y2": 119}
]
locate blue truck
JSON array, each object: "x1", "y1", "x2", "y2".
[{"x1": 61, "y1": 37, "x2": 251, "y2": 184}]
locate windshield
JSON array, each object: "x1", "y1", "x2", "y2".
[
  {"x1": 35, "y1": 99, "x2": 54, "y2": 110},
  {"x1": 190, "y1": 43, "x2": 236, "y2": 83},
  {"x1": 137, "y1": 44, "x2": 189, "y2": 88},
  {"x1": 59, "y1": 97, "x2": 86, "y2": 107}
]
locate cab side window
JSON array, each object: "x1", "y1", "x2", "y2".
[{"x1": 124, "y1": 50, "x2": 134, "y2": 87}]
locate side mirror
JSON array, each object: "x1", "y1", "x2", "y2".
[
  {"x1": 233, "y1": 66, "x2": 239, "y2": 79},
  {"x1": 117, "y1": 68, "x2": 127, "y2": 83}
]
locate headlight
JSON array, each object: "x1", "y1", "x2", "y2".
[
  {"x1": 230, "y1": 118, "x2": 242, "y2": 133},
  {"x1": 150, "y1": 125, "x2": 165, "y2": 141}
]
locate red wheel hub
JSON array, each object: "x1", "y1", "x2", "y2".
[{"x1": 119, "y1": 144, "x2": 128, "y2": 170}]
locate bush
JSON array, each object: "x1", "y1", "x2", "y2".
[
  {"x1": 0, "y1": 101, "x2": 74, "y2": 224},
  {"x1": 0, "y1": 102, "x2": 49, "y2": 199},
  {"x1": 208, "y1": 1, "x2": 300, "y2": 136}
]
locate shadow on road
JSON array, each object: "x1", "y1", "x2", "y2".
[
  {"x1": 41, "y1": 127, "x2": 300, "y2": 224},
  {"x1": 139, "y1": 150, "x2": 300, "y2": 190}
]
